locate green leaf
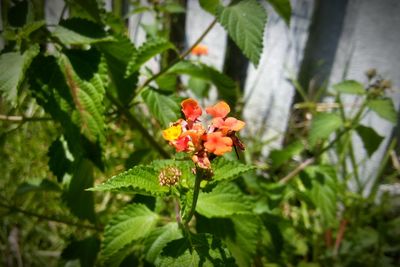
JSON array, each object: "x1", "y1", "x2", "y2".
[
  {"x1": 200, "y1": 0, "x2": 221, "y2": 14},
  {"x1": 67, "y1": 0, "x2": 104, "y2": 23},
  {"x1": 48, "y1": 136, "x2": 73, "y2": 182},
  {"x1": 144, "y1": 223, "x2": 183, "y2": 263},
  {"x1": 62, "y1": 51, "x2": 106, "y2": 144},
  {"x1": 141, "y1": 89, "x2": 181, "y2": 127},
  {"x1": 368, "y1": 98, "x2": 397, "y2": 124},
  {"x1": 101, "y1": 204, "x2": 158, "y2": 265},
  {"x1": 226, "y1": 215, "x2": 260, "y2": 267},
  {"x1": 126, "y1": 38, "x2": 175, "y2": 77},
  {"x1": 196, "y1": 215, "x2": 260, "y2": 267},
  {"x1": 158, "y1": 233, "x2": 234, "y2": 266},
  {"x1": 266, "y1": 0, "x2": 291, "y2": 26},
  {"x1": 269, "y1": 141, "x2": 303, "y2": 168},
  {"x1": 217, "y1": 0, "x2": 267, "y2": 66},
  {"x1": 211, "y1": 157, "x2": 256, "y2": 182},
  {"x1": 355, "y1": 125, "x2": 384, "y2": 157},
  {"x1": 308, "y1": 113, "x2": 343, "y2": 147},
  {"x1": 168, "y1": 61, "x2": 238, "y2": 106},
  {"x1": 300, "y1": 165, "x2": 338, "y2": 226},
  {"x1": 15, "y1": 179, "x2": 61, "y2": 195},
  {"x1": 151, "y1": 159, "x2": 195, "y2": 188},
  {"x1": 64, "y1": 158, "x2": 96, "y2": 223},
  {"x1": 53, "y1": 18, "x2": 113, "y2": 46},
  {"x1": 0, "y1": 45, "x2": 39, "y2": 105},
  {"x1": 61, "y1": 236, "x2": 100, "y2": 267},
  {"x1": 188, "y1": 77, "x2": 210, "y2": 98},
  {"x1": 333, "y1": 80, "x2": 365, "y2": 95},
  {"x1": 97, "y1": 35, "x2": 138, "y2": 105},
  {"x1": 88, "y1": 165, "x2": 169, "y2": 196},
  {"x1": 197, "y1": 183, "x2": 252, "y2": 218}
]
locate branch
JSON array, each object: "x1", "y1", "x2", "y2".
[
  {"x1": 0, "y1": 202, "x2": 101, "y2": 231},
  {"x1": 0, "y1": 114, "x2": 52, "y2": 122},
  {"x1": 279, "y1": 158, "x2": 315, "y2": 184},
  {"x1": 133, "y1": 18, "x2": 218, "y2": 98}
]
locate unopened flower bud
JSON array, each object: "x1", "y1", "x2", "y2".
[
  {"x1": 365, "y1": 68, "x2": 377, "y2": 79},
  {"x1": 381, "y1": 79, "x2": 392, "y2": 89},
  {"x1": 159, "y1": 166, "x2": 181, "y2": 186}
]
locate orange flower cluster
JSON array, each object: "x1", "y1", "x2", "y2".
[
  {"x1": 190, "y1": 44, "x2": 208, "y2": 56},
  {"x1": 162, "y1": 98, "x2": 245, "y2": 169}
]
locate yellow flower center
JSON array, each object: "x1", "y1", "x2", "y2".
[{"x1": 162, "y1": 124, "x2": 182, "y2": 141}]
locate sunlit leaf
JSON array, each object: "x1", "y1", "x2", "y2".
[
  {"x1": 217, "y1": 0, "x2": 267, "y2": 66},
  {"x1": 333, "y1": 80, "x2": 365, "y2": 95},
  {"x1": 309, "y1": 113, "x2": 343, "y2": 147},
  {"x1": 367, "y1": 98, "x2": 397, "y2": 124}
]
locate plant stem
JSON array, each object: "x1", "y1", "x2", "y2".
[
  {"x1": 106, "y1": 92, "x2": 170, "y2": 158},
  {"x1": 0, "y1": 114, "x2": 52, "y2": 122},
  {"x1": 184, "y1": 170, "x2": 202, "y2": 225},
  {"x1": 0, "y1": 201, "x2": 101, "y2": 231},
  {"x1": 133, "y1": 18, "x2": 218, "y2": 99}
]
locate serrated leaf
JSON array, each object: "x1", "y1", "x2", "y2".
[
  {"x1": 126, "y1": 38, "x2": 175, "y2": 77},
  {"x1": 141, "y1": 89, "x2": 181, "y2": 127},
  {"x1": 355, "y1": 125, "x2": 384, "y2": 157},
  {"x1": 197, "y1": 183, "x2": 252, "y2": 218},
  {"x1": 97, "y1": 36, "x2": 138, "y2": 105},
  {"x1": 226, "y1": 215, "x2": 260, "y2": 267},
  {"x1": 64, "y1": 158, "x2": 96, "y2": 222},
  {"x1": 0, "y1": 45, "x2": 39, "y2": 105},
  {"x1": 309, "y1": 113, "x2": 343, "y2": 147},
  {"x1": 212, "y1": 157, "x2": 256, "y2": 182},
  {"x1": 217, "y1": 0, "x2": 267, "y2": 66},
  {"x1": 368, "y1": 98, "x2": 397, "y2": 124},
  {"x1": 20, "y1": 20, "x2": 46, "y2": 39},
  {"x1": 89, "y1": 165, "x2": 169, "y2": 196},
  {"x1": 168, "y1": 61, "x2": 238, "y2": 106},
  {"x1": 67, "y1": 0, "x2": 104, "y2": 23},
  {"x1": 144, "y1": 223, "x2": 183, "y2": 262},
  {"x1": 101, "y1": 204, "x2": 158, "y2": 264},
  {"x1": 53, "y1": 18, "x2": 113, "y2": 45},
  {"x1": 200, "y1": 0, "x2": 221, "y2": 14},
  {"x1": 333, "y1": 80, "x2": 365, "y2": 95},
  {"x1": 266, "y1": 0, "x2": 291, "y2": 25}
]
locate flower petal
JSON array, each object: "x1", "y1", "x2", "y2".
[
  {"x1": 162, "y1": 124, "x2": 182, "y2": 141},
  {"x1": 224, "y1": 117, "x2": 245, "y2": 131},
  {"x1": 181, "y1": 98, "x2": 202, "y2": 121},
  {"x1": 191, "y1": 44, "x2": 208, "y2": 56},
  {"x1": 204, "y1": 132, "x2": 233, "y2": 156},
  {"x1": 206, "y1": 101, "x2": 230, "y2": 118}
]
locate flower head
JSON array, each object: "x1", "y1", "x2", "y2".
[
  {"x1": 191, "y1": 44, "x2": 208, "y2": 56},
  {"x1": 162, "y1": 98, "x2": 245, "y2": 170}
]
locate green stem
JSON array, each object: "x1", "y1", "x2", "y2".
[
  {"x1": 184, "y1": 170, "x2": 202, "y2": 225},
  {"x1": 133, "y1": 18, "x2": 218, "y2": 99},
  {"x1": 0, "y1": 114, "x2": 52, "y2": 122}
]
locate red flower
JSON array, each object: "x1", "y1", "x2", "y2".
[
  {"x1": 204, "y1": 132, "x2": 233, "y2": 156},
  {"x1": 206, "y1": 101, "x2": 230, "y2": 118},
  {"x1": 181, "y1": 98, "x2": 202, "y2": 121}
]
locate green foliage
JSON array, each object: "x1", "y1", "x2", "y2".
[
  {"x1": 211, "y1": 157, "x2": 256, "y2": 182},
  {"x1": 269, "y1": 141, "x2": 303, "y2": 169},
  {"x1": 64, "y1": 158, "x2": 96, "y2": 223},
  {"x1": 169, "y1": 61, "x2": 238, "y2": 106},
  {"x1": 126, "y1": 38, "x2": 175, "y2": 77},
  {"x1": 61, "y1": 236, "x2": 100, "y2": 267},
  {"x1": 101, "y1": 204, "x2": 158, "y2": 265},
  {"x1": 53, "y1": 18, "x2": 113, "y2": 46},
  {"x1": 200, "y1": 0, "x2": 221, "y2": 14},
  {"x1": 217, "y1": 0, "x2": 267, "y2": 66},
  {"x1": 0, "y1": 44, "x2": 39, "y2": 105},
  {"x1": 89, "y1": 164, "x2": 169, "y2": 196},
  {"x1": 141, "y1": 88, "x2": 181, "y2": 127},
  {"x1": 197, "y1": 183, "x2": 252, "y2": 218},
  {"x1": 333, "y1": 80, "x2": 365, "y2": 95},
  {"x1": 309, "y1": 112, "x2": 343, "y2": 147},
  {"x1": 367, "y1": 98, "x2": 397, "y2": 123},
  {"x1": 266, "y1": 0, "x2": 292, "y2": 25},
  {"x1": 144, "y1": 223, "x2": 183, "y2": 262},
  {"x1": 355, "y1": 125, "x2": 384, "y2": 157}
]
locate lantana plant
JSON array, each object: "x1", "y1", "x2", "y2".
[{"x1": 90, "y1": 98, "x2": 256, "y2": 266}]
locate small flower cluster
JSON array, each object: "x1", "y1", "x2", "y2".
[
  {"x1": 159, "y1": 166, "x2": 181, "y2": 186},
  {"x1": 191, "y1": 44, "x2": 208, "y2": 56},
  {"x1": 162, "y1": 98, "x2": 245, "y2": 169}
]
